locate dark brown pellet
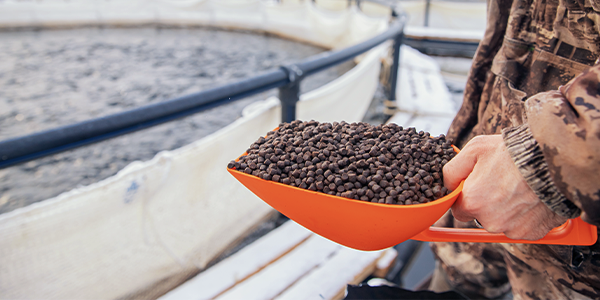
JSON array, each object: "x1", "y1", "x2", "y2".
[
  {"x1": 425, "y1": 189, "x2": 433, "y2": 198},
  {"x1": 372, "y1": 174, "x2": 382, "y2": 183},
  {"x1": 316, "y1": 181, "x2": 324, "y2": 190},
  {"x1": 432, "y1": 185, "x2": 442, "y2": 198},
  {"x1": 372, "y1": 184, "x2": 382, "y2": 193},
  {"x1": 366, "y1": 189, "x2": 375, "y2": 199},
  {"x1": 228, "y1": 161, "x2": 237, "y2": 169},
  {"x1": 327, "y1": 175, "x2": 335, "y2": 183}
]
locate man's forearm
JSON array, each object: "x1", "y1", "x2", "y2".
[
  {"x1": 502, "y1": 124, "x2": 581, "y2": 218},
  {"x1": 510, "y1": 64, "x2": 600, "y2": 226}
]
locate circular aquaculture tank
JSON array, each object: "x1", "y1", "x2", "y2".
[{"x1": 0, "y1": 26, "x2": 355, "y2": 213}]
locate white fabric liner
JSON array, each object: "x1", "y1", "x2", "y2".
[{"x1": 0, "y1": 1, "x2": 389, "y2": 299}]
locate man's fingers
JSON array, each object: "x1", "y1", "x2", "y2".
[
  {"x1": 451, "y1": 210, "x2": 475, "y2": 223},
  {"x1": 443, "y1": 145, "x2": 478, "y2": 191},
  {"x1": 450, "y1": 192, "x2": 476, "y2": 222},
  {"x1": 504, "y1": 225, "x2": 548, "y2": 241}
]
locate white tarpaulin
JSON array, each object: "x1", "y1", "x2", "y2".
[{"x1": 0, "y1": 1, "x2": 388, "y2": 298}]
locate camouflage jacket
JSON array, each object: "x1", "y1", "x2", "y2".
[
  {"x1": 441, "y1": 0, "x2": 600, "y2": 298},
  {"x1": 448, "y1": 0, "x2": 600, "y2": 226}
]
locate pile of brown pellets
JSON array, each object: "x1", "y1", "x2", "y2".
[{"x1": 228, "y1": 120, "x2": 456, "y2": 205}]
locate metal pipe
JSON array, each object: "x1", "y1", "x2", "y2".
[
  {"x1": 383, "y1": 28, "x2": 404, "y2": 119},
  {"x1": 279, "y1": 83, "x2": 301, "y2": 123},
  {"x1": 279, "y1": 65, "x2": 304, "y2": 123},
  {"x1": 389, "y1": 17, "x2": 403, "y2": 102}
]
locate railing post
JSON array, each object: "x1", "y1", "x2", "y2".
[
  {"x1": 384, "y1": 14, "x2": 404, "y2": 120},
  {"x1": 279, "y1": 65, "x2": 304, "y2": 123}
]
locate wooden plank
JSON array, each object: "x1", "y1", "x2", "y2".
[
  {"x1": 373, "y1": 247, "x2": 398, "y2": 278},
  {"x1": 159, "y1": 221, "x2": 312, "y2": 300},
  {"x1": 274, "y1": 247, "x2": 388, "y2": 300},
  {"x1": 215, "y1": 234, "x2": 341, "y2": 300}
]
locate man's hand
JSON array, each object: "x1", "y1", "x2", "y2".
[{"x1": 443, "y1": 135, "x2": 567, "y2": 240}]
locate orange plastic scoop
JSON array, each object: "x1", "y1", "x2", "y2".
[
  {"x1": 229, "y1": 167, "x2": 596, "y2": 250},
  {"x1": 229, "y1": 142, "x2": 597, "y2": 251}
]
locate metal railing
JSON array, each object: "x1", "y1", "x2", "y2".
[{"x1": 0, "y1": 1, "x2": 406, "y2": 170}]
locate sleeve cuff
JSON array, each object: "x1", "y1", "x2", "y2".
[{"x1": 502, "y1": 124, "x2": 581, "y2": 219}]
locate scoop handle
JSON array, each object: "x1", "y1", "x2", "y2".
[{"x1": 411, "y1": 217, "x2": 597, "y2": 245}]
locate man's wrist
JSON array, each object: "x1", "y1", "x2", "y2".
[{"x1": 502, "y1": 124, "x2": 581, "y2": 218}]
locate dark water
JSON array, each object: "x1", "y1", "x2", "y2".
[{"x1": 0, "y1": 27, "x2": 356, "y2": 213}]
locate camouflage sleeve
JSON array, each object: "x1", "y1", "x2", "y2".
[{"x1": 501, "y1": 63, "x2": 600, "y2": 226}]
